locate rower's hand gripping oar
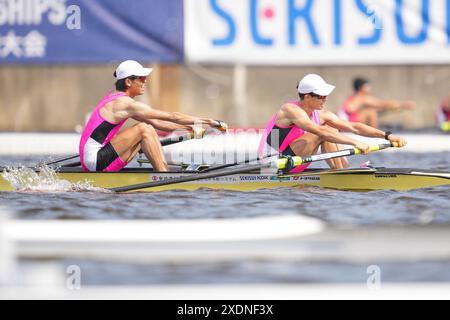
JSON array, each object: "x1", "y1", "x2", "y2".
[
  {"x1": 213, "y1": 120, "x2": 228, "y2": 133},
  {"x1": 110, "y1": 142, "x2": 398, "y2": 193}
]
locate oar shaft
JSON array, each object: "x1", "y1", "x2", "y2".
[
  {"x1": 111, "y1": 163, "x2": 267, "y2": 192},
  {"x1": 277, "y1": 143, "x2": 393, "y2": 169},
  {"x1": 42, "y1": 154, "x2": 80, "y2": 166}
]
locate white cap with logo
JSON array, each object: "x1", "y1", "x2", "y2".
[
  {"x1": 114, "y1": 60, "x2": 152, "y2": 80},
  {"x1": 297, "y1": 74, "x2": 335, "y2": 96}
]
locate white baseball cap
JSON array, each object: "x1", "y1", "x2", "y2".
[
  {"x1": 114, "y1": 60, "x2": 152, "y2": 80},
  {"x1": 297, "y1": 74, "x2": 335, "y2": 96}
]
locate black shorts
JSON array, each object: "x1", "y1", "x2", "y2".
[{"x1": 96, "y1": 142, "x2": 120, "y2": 171}]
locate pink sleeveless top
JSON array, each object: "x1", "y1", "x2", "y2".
[
  {"x1": 79, "y1": 92, "x2": 128, "y2": 171},
  {"x1": 341, "y1": 95, "x2": 359, "y2": 122},
  {"x1": 258, "y1": 101, "x2": 321, "y2": 173}
]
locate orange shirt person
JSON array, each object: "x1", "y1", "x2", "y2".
[{"x1": 339, "y1": 78, "x2": 415, "y2": 128}]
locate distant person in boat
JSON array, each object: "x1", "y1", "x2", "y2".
[
  {"x1": 338, "y1": 77, "x2": 416, "y2": 128},
  {"x1": 436, "y1": 93, "x2": 450, "y2": 133},
  {"x1": 79, "y1": 60, "x2": 227, "y2": 172},
  {"x1": 258, "y1": 74, "x2": 407, "y2": 173}
]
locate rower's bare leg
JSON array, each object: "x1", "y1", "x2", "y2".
[
  {"x1": 110, "y1": 123, "x2": 168, "y2": 171},
  {"x1": 315, "y1": 126, "x2": 349, "y2": 169},
  {"x1": 289, "y1": 130, "x2": 349, "y2": 170},
  {"x1": 289, "y1": 132, "x2": 322, "y2": 157},
  {"x1": 321, "y1": 141, "x2": 349, "y2": 169},
  {"x1": 139, "y1": 124, "x2": 168, "y2": 171}
]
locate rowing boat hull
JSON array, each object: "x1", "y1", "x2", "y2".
[{"x1": 1, "y1": 167, "x2": 449, "y2": 192}]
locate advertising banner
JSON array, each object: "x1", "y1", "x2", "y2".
[
  {"x1": 184, "y1": 0, "x2": 450, "y2": 65},
  {"x1": 0, "y1": 0, "x2": 183, "y2": 63}
]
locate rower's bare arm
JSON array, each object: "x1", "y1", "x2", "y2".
[
  {"x1": 284, "y1": 105, "x2": 368, "y2": 151},
  {"x1": 146, "y1": 120, "x2": 206, "y2": 139},
  {"x1": 364, "y1": 96, "x2": 416, "y2": 110},
  {"x1": 324, "y1": 111, "x2": 407, "y2": 147},
  {"x1": 127, "y1": 101, "x2": 217, "y2": 127},
  {"x1": 146, "y1": 119, "x2": 191, "y2": 132},
  {"x1": 324, "y1": 111, "x2": 384, "y2": 138}
]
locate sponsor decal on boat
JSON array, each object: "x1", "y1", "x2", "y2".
[
  {"x1": 149, "y1": 175, "x2": 182, "y2": 182},
  {"x1": 239, "y1": 175, "x2": 269, "y2": 181},
  {"x1": 375, "y1": 174, "x2": 398, "y2": 178},
  {"x1": 207, "y1": 176, "x2": 239, "y2": 183},
  {"x1": 270, "y1": 176, "x2": 291, "y2": 181},
  {"x1": 293, "y1": 176, "x2": 320, "y2": 181}
]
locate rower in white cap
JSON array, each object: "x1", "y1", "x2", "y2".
[
  {"x1": 79, "y1": 60, "x2": 227, "y2": 172},
  {"x1": 258, "y1": 74, "x2": 407, "y2": 172}
]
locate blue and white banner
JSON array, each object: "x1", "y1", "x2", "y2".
[
  {"x1": 0, "y1": 0, "x2": 183, "y2": 63},
  {"x1": 184, "y1": 0, "x2": 450, "y2": 65}
]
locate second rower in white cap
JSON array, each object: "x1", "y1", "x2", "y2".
[{"x1": 258, "y1": 74, "x2": 407, "y2": 172}]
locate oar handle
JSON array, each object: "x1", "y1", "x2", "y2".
[
  {"x1": 276, "y1": 143, "x2": 394, "y2": 169},
  {"x1": 159, "y1": 129, "x2": 207, "y2": 146},
  {"x1": 353, "y1": 142, "x2": 394, "y2": 155},
  {"x1": 159, "y1": 132, "x2": 194, "y2": 146}
]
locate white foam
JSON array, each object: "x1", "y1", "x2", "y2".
[{"x1": 1, "y1": 165, "x2": 107, "y2": 192}]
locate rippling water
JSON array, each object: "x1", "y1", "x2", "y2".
[
  {"x1": 36, "y1": 259, "x2": 450, "y2": 285},
  {"x1": 2, "y1": 152, "x2": 450, "y2": 285},
  {"x1": 1, "y1": 184, "x2": 449, "y2": 225}
]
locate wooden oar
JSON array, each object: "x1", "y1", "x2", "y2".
[{"x1": 110, "y1": 143, "x2": 396, "y2": 193}]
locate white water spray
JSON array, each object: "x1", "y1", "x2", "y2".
[{"x1": 1, "y1": 165, "x2": 109, "y2": 192}]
